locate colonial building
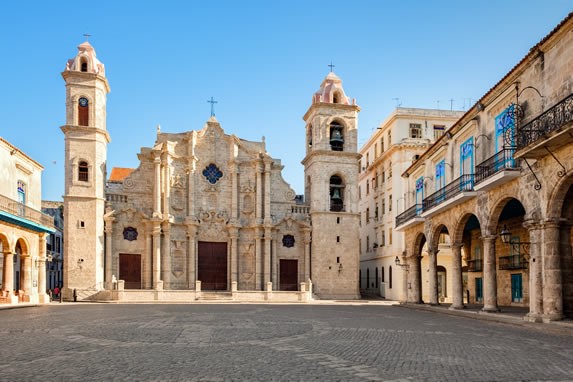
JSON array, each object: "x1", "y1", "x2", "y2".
[
  {"x1": 396, "y1": 12, "x2": 573, "y2": 322},
  {"x1": 61, "y1": 43, "x2": 361, "y2": 301},
  {"x1": 359, "y1": 108, "x2": 463, "y2": 301},
  {"x1": 42, "y1": 201, "x2": 64, "y2": 291},
  {"x1": 0, "y1": 137, "x2": 54, "y2": 304}
]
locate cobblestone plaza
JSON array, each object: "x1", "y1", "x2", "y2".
[{"x1": 0, "y1": 303, "x2": 571, "y2": 381}]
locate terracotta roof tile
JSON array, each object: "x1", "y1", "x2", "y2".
[{"x1": 109, "y1": 167, "x2": 134, "y2": 182}]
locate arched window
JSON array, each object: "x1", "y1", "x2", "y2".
[
  {"x1": 78, "y1": 97, "x2": 89, "y2": 126},
  {"x1": 330, "y1": 121, "x2": 344, "y2": 151},
  {"x1": 366, "y1": 268, "x2": 370, "y2": 289},
  {"x1": 78, "y1": 161, "x2": 89, "y2": 182},
  {"x1": 381, "y1": 266, "x2": 385, "y2": 283},
  {"x1": 81, "y1": 61, "x2": 88, "y2": 72},
  {"x1": 375, "y1": 267, "x2": 379, "y2": 288},
  {"x1": 307, "y1": 124, "x2": 313, "y2": 149},
  {"x1": 329, "y1": 175, "x2": 344, "y2": 212},
  {"x1": 333, "y1": 91, "x2": 341, "y2": 104}
]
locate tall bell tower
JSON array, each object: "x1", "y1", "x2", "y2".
[
  {"x1": 302, "y1": 72, "x2": 361, "y2": 299},
  {"x1": 61, "y1": 41, "x2": 110, "y2": 299}
]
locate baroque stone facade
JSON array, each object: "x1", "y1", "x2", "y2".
[
  {"x1": 61, "y1": 43, "x2": 360, "y2": 300},
  {"x1": 397, "y1": 13, "x2": 573, "y2": 322}
]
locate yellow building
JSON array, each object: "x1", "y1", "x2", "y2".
[{"x1": 0, "y1": 137, "x2": 54, "y2": 305}]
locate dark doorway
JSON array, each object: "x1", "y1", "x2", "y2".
[
  {"x1": 198, "y1": 242, "x2": 228, "y2": 290},
  {"x1": 279, "y1": 259, "x2": 298, "y2": 291},
  {"x1": 119, "y1": 254, "x2": 141, "y2": 289}
]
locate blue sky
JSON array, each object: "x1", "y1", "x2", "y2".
[{"x1": 0, "y1": 1, "x2": 571, "y2": 201}]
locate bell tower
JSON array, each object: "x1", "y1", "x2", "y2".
[
  {"x1": 61, "y1": 41, "x2": 110, "y2": 299},
  {"x1": 302, "y1": 72, "x2": 361, "y2": 299}
]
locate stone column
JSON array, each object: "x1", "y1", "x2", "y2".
[
  {"x1": 272, "y1": 231, "x2": 278, "y2": 290},
  {"x1": 153, "y1": 154, "x2": 162, "y2": 218},
  {"x1": 21, "y1": 255, "x2": 32, "y2": 295},
  {"x1": 303, "y1": 229, "x2": 311, "y2": 283},
  {"x1": 163, "y1": 153, "x2": 171, "y2": 218},
  {"x1": 231, "y1": 163, "x2": 238, "y2": 220},
  {"x1": 428, "y1": 247, "x2": 439, "y2": 305},
  {"x1": 2, "y1": 251, "x2": 13, "y2": 295},
  {"x1": 161, "y1": 222, "x2": 171, "y2": 289},
  {"x1": 482, "y1": 235, "x2": 499, "y2": 312},
  {"x1": 255, "y1": 228, "x2": 262, "y2": 290},
  {"x1": 104, "y1": 217, "x2": 114, "y2": 288},
  {"x1": 152, "y1": 222, "x2": 162, "y2": 289},
  {"x1": 228, "y1": 227, "x2": 238, "y2": 286},
  {"x1": 37, "y1": 233, "x2": 47, "y2": 302},
  {"x1": 144, "y1": 230, "x2": 152, "y2": 289},
  {"x1": 542, "y1": 220, "x2": 564, "y2": 321},
  {"x1": 559, "y1": 222, "x2": 573, "y2": 319},
  {"x1": 449, "y1": 243, "x2": 464, "y2": 310},
  {"x1": 255, "y1": 162, "x2": 263, "y2": 224},
  {"x1": 409, "y1": 255, "x2": 423, "y2": 303},
  {"x1": 524, "y1": 220, "x2": 542, "y2": 321},
  {"x1": 263, "y1": 228, "x2": 272, "y2": 286},
  {"x1": 264, "y1": 161, "x2": 271, "y2": 221},
  {"x1": 186, "y1": 221, "x2": 198, "y2": 289}
]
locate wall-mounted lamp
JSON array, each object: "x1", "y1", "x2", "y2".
[
  {"x1": 499, "y1": 224, "x2": 531, "y2": 261},
  {"x1": 394, "y1": 256, "x2": 410, "y2": 270}
]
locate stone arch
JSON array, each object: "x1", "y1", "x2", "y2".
[
  {"x1": 486, "y1": 193, "x2": 525, "y2": 234},
  {"x1": 411, "y1": 231, "x2": 427, "y2": 257},
  {"x1": 15, "y1": 237, "x2": 29, "y2": 256},
  {"x1": 0, "y1": 233, "x2": 10, "y2": 254},
  {"x1": 452, "y1": 212, "x2": 482, "y2": 245},
  {"x1": 546, "y1": 172, "x2": 573, "y2": 221},
  {"x1": 429, "y1": 223, "x2": 452, "y2": 251}
]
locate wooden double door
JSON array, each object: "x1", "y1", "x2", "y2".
[
  {"x1": 279, "y1": 259, "x2": 298, "y2": 291},
  {"x1": 198, "y1": 242, "x2": 228, "y2": 290},
  {"x1": 119, "y1": 254, "x2": 141, "y2": 289}
]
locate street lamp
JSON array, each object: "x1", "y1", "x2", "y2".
[{"x1": 394, "y1": 256, "x2": 409, "y2": 270}]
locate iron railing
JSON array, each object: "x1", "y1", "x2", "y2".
[
  {"x1": 422, "y1": 174, "x2": 474, "y2": 211},
  {"x1": 467, "y1": 259, "x2": 483, "y2": 272},
  {"x1": 395, "y1": 204, "x2": 422, "y2": 227},
  {"x1": 498, "y1": 254, "x2": 528, "y2": 270},
  {"x1": 516, "y1": 92, "x2": 573, "y2": 149},
  {"x1": 475, "y1": 148, "x2": 521, "y2": 185},
  {"x1": 0, "y1": 194, "x2": 55, "y2": 229}
]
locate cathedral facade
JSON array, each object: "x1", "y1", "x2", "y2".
[{"x1": 61, "y1": 42, "x2": 361, "y2": 301}]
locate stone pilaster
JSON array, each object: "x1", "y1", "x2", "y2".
[
  {"x1": 303, "y1": 228, "x2": 311, "y2": 283},
  {"x1": 255, "y1": 162, "x2": 263, "y2": 224},
  {"x1": 152, "y1": 222, "x2": 162, "y2": 289},
  {"x1": 186, "y1": 219, "x2": 198, "y2": 289},
  {"x1": 228, "y1": 226, "x2": 239, "y2": 286},
  {"x1": 144, "y1": 226, "x2": 152, "y2": 289},
  {"x1": 37, "y1": 233, "x2": 48, "y2": 302},
  {"x1": 449, "y1": 243, "x2": 464, "y2": 310},
  {"x1": 161, "y1": 222, "x2": 171, "y2": 288},
  {"x1": 104, "y1": 216, "x2": 114, "y2": 288},
  {"x1": 482, "y1": 235, "x2": 499, "y2": 312},
  {"x1": 153, "y1": 153, "x2": 162, "y2": 218},
  {"x1": 264, "y1": 161, "x2": 271, "y2": 221},
  {"x1": 263, "y1": 228, "x2": 272, "y2": 286}
]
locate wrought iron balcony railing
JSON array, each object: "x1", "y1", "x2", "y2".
[
  {"x1": 475, "y1": 148, "x2": 521, "y2": 185},
  {"x1": 395, "y1": 204, "x2": 422, "y2": 227},
  {"x1": 467, "y1": 259, "x2": 483, "y2": 272},
  {"x1": 423, "y1": 174, "x2": 474, "y2": 211},
  {"x1": 498, "y1": 254, "x2": 528, "y2": 270},
  {"x1": 516, "y1": 92, "x2": 573, "y2": 149},
  {"x1": 0, "y1": 194, "x2": 55, "y2": 229}
]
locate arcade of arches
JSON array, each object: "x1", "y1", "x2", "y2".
[{"x1": 402, "y1": 175, "x2": 573, "y2": 322}]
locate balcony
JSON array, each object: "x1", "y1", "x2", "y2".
[
  {"x1": 395, "y1": 204, "x2": 424, "y2": 231},
  {"x1": 467, "y1": 259, "x2": 483, "y2": 272},
  {"x1": 474, "y1": 148, "x2": 521, "y2": 191},
  {"x1": 498, "y1": 254, "x2": 528, "y2": 270},
  {"x1": 515, "y1": 92, "x2": 573, "y2": 159},
  {"x1": 0, "y1": 194, "x2": 55, "y2": 233},
  {"x1": 421, "y1": 174, "x2": 477, "y2": 218}
]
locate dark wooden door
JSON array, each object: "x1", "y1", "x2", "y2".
[
  {"x1": 279, "y1": 259, "x2": 298, "y2": 291},
  {"x1": 119, "y1": 254, "x2": 141, "y2": 289},
  {"x1": 198, "y1": 242, "x2": 228, "y2": 290}
]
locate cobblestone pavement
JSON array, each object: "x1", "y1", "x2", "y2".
[{"x1": 0, "y1": 304, "x2": 572, "y2": 381}]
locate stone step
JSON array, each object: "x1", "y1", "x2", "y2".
[{"x1": 199, "y1": 292, "x2": 233, "y2": 301}]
